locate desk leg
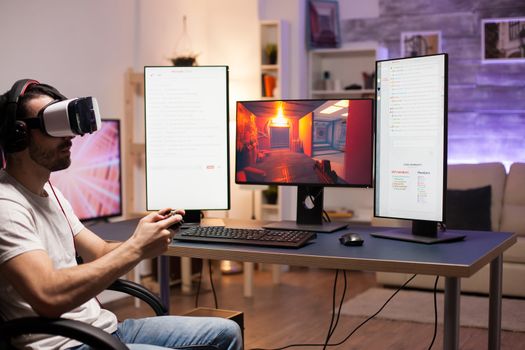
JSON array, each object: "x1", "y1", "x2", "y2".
[
  {"x1": 158, "y1": 256, "x2": 170, "y2": 312},
  {"x1": 243, "y1": 262, "x2": 254, "y2": 297},
  {"x1": 489, "y1": 254, "x2": 503, "y2": 350},
  {"x1": 444, "y1": 277, "x2": 460, "y2": 350},
  {"x1": 181, "y1": 257, "x2": 193, "y2": 294}
]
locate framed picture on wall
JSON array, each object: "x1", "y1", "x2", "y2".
[
  {"x1": 482, "y1": 17, "x2": 525, "y2": 63},
  {"x1": 401, "y1": 31, "x2": 442, "y2": 57},
  {"x1": 307, "y1": 0, "x2": 341, "y2": 49}
]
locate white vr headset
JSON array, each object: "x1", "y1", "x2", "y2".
[{"x1": 25, "y1": 97, "x2": 102, "y2": 137}]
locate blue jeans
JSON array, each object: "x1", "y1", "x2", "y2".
[{"x1": 69, "y1": 316, "x2": 242, "y2": 350}]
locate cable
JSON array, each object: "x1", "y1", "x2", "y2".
[
  {"x1": 194, "y1": 260, "x2": 219, "y2": 309},
  {"x1": 195, "y1": 261, "x2": 203, "y2": 308},
  {"x1": 328, "y1": 270, "x2": 347, "y2": 340},
  {"x1": 249, "y1": 274, "x2": 418, "y2": 350},
  {"x1": 427, "y1": 276, "x2": 439, "y2": 350},
  {"x1": 322, "y1": 210, "x2": 332, "y2": 223},
  {"x1": 208, "y1": 259, "x2": 219, "y2": 309},
  {"x1": 323, "y1": 270, "x2": 339, "y2": 350},
  {"x1": 327, "y1": 273, "x2": 418, "y2": 347},
  {"x1": 323, "y1": 270, "x2": 347, "y2": 350}
]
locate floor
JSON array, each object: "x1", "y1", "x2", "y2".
[{"x1": 104, "y1": 266, "x2": 525, "y2": 350}]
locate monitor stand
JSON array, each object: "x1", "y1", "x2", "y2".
[
  {"x1": 371, "y1": 220, "x2": 466, "y2": 244},
  {"x1": 263, "y1": 186, "x2": 348, "y2": 233},
  {"x1": 181, "y1": 210, "x2": 202, "y2": 228}
]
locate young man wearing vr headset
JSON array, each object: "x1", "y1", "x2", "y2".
[{"x1": 0, "y1": 80, "x2": 242, "y2": 350}]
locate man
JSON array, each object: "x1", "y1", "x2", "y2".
[{"x1": 0, "y1": 80, "x2": 242, "y2": 350}]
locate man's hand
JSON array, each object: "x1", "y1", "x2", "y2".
[{"x1": 129, "y1": 208, "x2": 184, "y2": 260}]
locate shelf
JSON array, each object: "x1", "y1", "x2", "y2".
[
  {"x1": 310, "y1": 89, "x2": 375, "y2": 95},
  {"x1": 261, "y1": 64, "x2": 279, "y2": 71},
  {"x1": 308, "y1": 42, "x2": 387, "y2": 98}
]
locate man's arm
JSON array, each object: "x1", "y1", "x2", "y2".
[
  {"x1": 0, "y1": 210, "x2": 182, "y2": 318},
  {"x1": 74, "y1": 228, "x2": 122, "y2": 262},
  {"x1": 75, "y1": 208, "x2": 186, "y2": 261}
]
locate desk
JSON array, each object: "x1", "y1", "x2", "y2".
[{"x1": 91, "y1": 218, "x2": 516, "y2": 350}]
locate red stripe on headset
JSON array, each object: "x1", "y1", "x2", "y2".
[{"x1": 19, "y1": 79, "x2": 40, "y2": 96}]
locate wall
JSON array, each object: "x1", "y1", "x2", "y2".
[
  {"x1": 0, "y1": 0, "x2": 135, "y2": 119},
  {"x1": 342, "y1": 0, "x2": 525, "y2": 170}
]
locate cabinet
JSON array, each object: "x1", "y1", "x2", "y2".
[
  {"x1": 259, "y1": 20, "x2": 289, "y2": 99},
  {"x1": 308, "y1": 42, "x2": 387, "y2": 99}
]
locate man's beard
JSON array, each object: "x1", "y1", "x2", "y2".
[{"x1": 28, "y1": 140, "x2": 72, "y2": 172}]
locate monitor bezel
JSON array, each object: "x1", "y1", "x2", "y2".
[
  {"x1": 373, "y1": 53, "x2": 448, "y2": 223},
  {"x1": 234, "y1": 97, "x2": 374, "y2": 189},
  {"x1": 143, "y1": 65, "x2": 231, "y2": 211}
]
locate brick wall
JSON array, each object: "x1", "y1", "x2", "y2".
[{"x1": 341, "y1": 0, "x2": 525, "y2": 169}]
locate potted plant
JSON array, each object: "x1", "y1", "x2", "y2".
[
  {"x1": 265, "y1": 43, "x2": 278, "y2": 65},
  {"x1": 171, "y1": 55, "x2": 198, "y2": 67},
  {"x1": 262, "y1": 185, "x2": 278, "y2": 204}
]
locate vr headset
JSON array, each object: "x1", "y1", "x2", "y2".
[
  {"x1": 26, "y1": 97, "x2": 101, "y2": 137},
  {"x1": 7, "y1": 79, "x2": 101, "y2": 138}
]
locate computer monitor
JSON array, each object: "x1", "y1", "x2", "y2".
[
  {"x1": 373, "y1": 53, "x2": 465, "y2": 243},
  {"x1": 50, "y1": 119, "x2": 122, "y2": 222},
  {"x1": 144, "y1": 66, "x2": 230, "y2": 223},
  {"x1": 235, "y1": 99, "x2": 374, "y2": 232}
]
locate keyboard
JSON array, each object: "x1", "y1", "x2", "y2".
[{"x1": 173, "y1": 226, "x2": 316, "y2": 248}]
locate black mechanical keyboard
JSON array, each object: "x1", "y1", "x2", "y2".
[{"x1": 173, "y1": 226, "x2": 316, "y2": 248}]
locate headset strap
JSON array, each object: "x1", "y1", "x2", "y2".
[
  {"x1": 7, "y1": 79, "x2": 40, "y2": 103},
  {"x1": 23, "y1": 118, "x2": 42, "y2": 130},
  {"x1": 5, "y1": 79, "x2": 40, "y2": 125}
]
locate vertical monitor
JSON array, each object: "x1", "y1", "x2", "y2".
[
  {"x1": 373, "y1": 53, "x2": 464, "y2": 243},
  {"x1": 50, "y1": 119, "x2": 122, "y2": 222},
  {"x1": 236, "y1": 99, "x2": 373, "y2": 232},
  {"x1": 144, "y1": 66, "x2": 230, "y2": 214}
]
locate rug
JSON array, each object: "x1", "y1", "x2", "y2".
[{"x1": 339, "y1": 288, "x2": 525, "y2": 332}]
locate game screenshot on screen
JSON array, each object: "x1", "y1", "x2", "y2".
[
  {"x1": 235, "y1": 99, "x2": 373, "y2": 187},
  {"x1": 50, "y1": 119, "x2": 122, "y2": 221}
]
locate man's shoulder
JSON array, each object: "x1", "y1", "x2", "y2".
[
  {"x1": 0, "y1": 171, "x2": 20, "y2": 197},
  {"x1": 0, "y1": 171, "x2": 21, "y2": 194},
  {"x1": 0, "y1": 171, "x2": 33, "y2": 211}
]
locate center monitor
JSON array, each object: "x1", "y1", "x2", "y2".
[{"x1": 235, "y1": 99, "x2": 374, "y2": 232}]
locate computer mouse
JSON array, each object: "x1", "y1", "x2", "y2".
[{"x1": 339, "y1": 232, "x2": 364, "y2": 246}]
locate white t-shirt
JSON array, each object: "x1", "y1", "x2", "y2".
[{"x1": 0, "y1": 169, "x2": 117, "y2": 349}]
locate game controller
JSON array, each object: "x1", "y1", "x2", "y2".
[{"x1": 164, "y1": 210, "x2": 184, "y2": 230}]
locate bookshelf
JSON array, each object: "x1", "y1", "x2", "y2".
[
  {"x1": 259, "y1": 20, "x2": 290, "y2": 99},
  {"x1": 254, "y1": 20, "x2": 292, "y2": 221}
]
